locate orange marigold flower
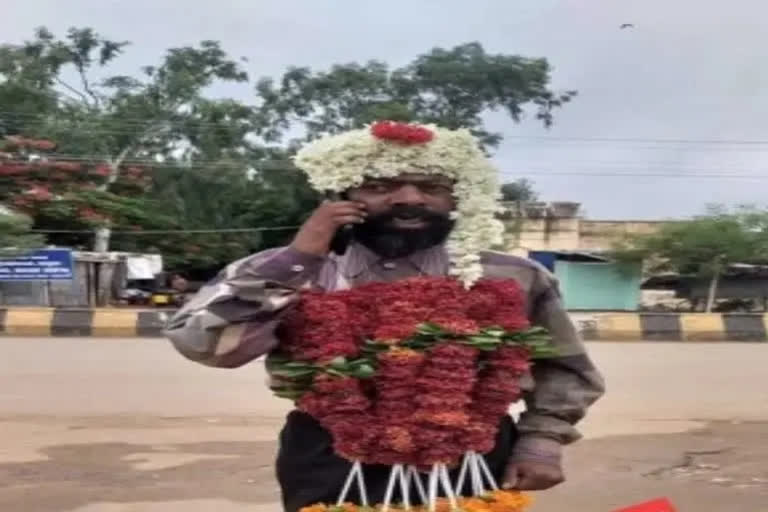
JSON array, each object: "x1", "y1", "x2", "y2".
[
  {"x1": 380, "y1": 347, "x2": 425, "y2": 363},
  {"x1": 415, "y1": 410, "x2": 469, "y2": 427},
  {"x1": 461, "y1": 497, "x2": 492, "y2": 512},
  {"x1": 299, "y1": 504, "x2": 328, "y2": 512},
  {"x1": 383, "y1": 426, "x2": 414, "y2": 452}
]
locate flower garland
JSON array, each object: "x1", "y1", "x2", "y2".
[
  {"x1": 302, "y1": 489, "x2": 534, "y2": 512},
  {"x1": 269, "y1": 276, "x2": 554, "y2": 466},
  {"x1": 270, "y1": 276, "x2": 552, "y2": 511},
  {"x1": 293, "y1": 121, "x2": 505, "y2": 287}
]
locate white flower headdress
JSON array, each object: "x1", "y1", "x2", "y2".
[{"x1": 293, "y1": 121, "x2": 505, "y2": 286}]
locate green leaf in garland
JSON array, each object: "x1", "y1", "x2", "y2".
[
  {"x1": 272, "y1": 389, "x2": 306, "y2": 400},
  {"x1": 348, "y1": 363, "x2": 375, "y2": 378},
  {"x1": 362, "y1": 340, "x2": 389, "y2": 353},
  {"x1": 328, "y1": 356, "x2": 348, "y2": 368},
  {"x1": 473, "y1": 342, "x2": 501, "y2": 351},
  {"x1": 480, "y1": 327, "x2": 506, "y2": 338},
  {"x1": 416, "y1": 323, "x2": 446, "y2": 336},
  {"x1": 270, "y1": 366, "x2": 316, "y2": 378},
  {"x1": 468, "y1": 335, "x2": 501, "y2": 344},
  {"x1": 283, "y1": 361, "x2": 316, "y2": 368}
]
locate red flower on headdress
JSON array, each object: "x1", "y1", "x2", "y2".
[{"x1": 371, "y1": 121, "x2": 434, "y2": 144}]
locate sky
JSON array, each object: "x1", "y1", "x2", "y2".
[{"x1": 4, "y1": 0, "x2": 768, "y2": 220}]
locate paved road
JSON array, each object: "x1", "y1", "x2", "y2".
[{"x1": 1, "y1": 338, "x2": 767, "y2": 511}]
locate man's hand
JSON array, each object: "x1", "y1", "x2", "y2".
[
  {"x1": 290, "y1": 201, "x2": 367, "y2": 256},
  {"x1": 502, "y1": 459, "x2": 565, "y2": 491}
]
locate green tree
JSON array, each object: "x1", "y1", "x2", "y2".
[
  {"x1": 614, "y1": 206, "x2": 768, "y2": 312},
  {"x1": 1, "y1": 33, "x2": 575, "y2": 274},
  {"x1": 138, "y1": 161, "x2": 318, "y2": 273},
  {"x1": 255, "y1": 42, "x2": 575, "y2": 150},
  {"x1": 500, "y1": 179, "x2": 539, "y2": 202},
  {"x1": 0, "y1": 27, "x2": 253, "y2": 252},
  {"x1": 0, "y1": 207, "x2": 43, "y2": 255}
]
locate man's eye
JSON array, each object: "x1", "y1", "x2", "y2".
[
  {"x1": 363, "y1": 182, "x2": 391, "y2": 192},
  {"x1": 420, "y1": 184, "x2": 452, "y2": 194}
]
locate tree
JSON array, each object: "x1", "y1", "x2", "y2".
[
  {"x1": 500, "y1": 179, "x2": 539, "y2": 202},
  {"x1": 0, "y1": 27, "x2": 254, "y2": 251},
  {"x1": 0, "y1": 135, "x2": 178, "y2": 249},
  {"x1": 614, "y1": 206, "x2": 768, "y2": 312},
  {"x1": 0, "y1": 33, "x2": 576, "y2": 274},
  {"x1": 0, "y1": 207, "x2": 43, "y2": 255},
  {"x1": 141, "y1": 161, "x2": 319, "y2": 273},
  {"x1": 255, "y1": 42, "x2": 575, "y2": 151}
]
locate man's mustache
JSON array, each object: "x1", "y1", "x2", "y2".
[{"x1": 369, "y1": 205, "x2": 449, "y2": 224}]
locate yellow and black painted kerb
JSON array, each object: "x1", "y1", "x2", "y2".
[
  {"x1": 1, "y1": 309, "x2": 767, "y2": 341},
  {"x1": 580, "y1": 313, "x2": 768, "y2": 342},
  {"x1": 0, "y1": 308, "x2": 173, "y2": 337}
]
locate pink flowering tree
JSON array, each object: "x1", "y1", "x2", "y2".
[{"x1": 0, "y1": 136, "x2": 173, "y2": 250}]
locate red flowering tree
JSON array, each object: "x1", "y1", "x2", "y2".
[{"x1": 0, "y1": 136, "x2": 175, "y2": 249}]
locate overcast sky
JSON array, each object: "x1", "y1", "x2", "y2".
[{"x1": 5, "y1": 0, "x2": 768, "y2": 219}]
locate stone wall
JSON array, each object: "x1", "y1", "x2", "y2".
[{"x1": 502, "y1": 204, "x2": 667, "y2": 253}]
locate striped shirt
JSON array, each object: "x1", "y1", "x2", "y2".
[{"x1": 165, "y1": 243, "x2": 605, "y2": 462}]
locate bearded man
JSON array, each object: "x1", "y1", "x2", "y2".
[{"x1": 165, "y1": 121, "x2": 604, "y2": 512}]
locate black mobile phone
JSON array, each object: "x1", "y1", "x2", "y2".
[{"x1": 326, "y1": 191, "x2": 354, "y2": 255}]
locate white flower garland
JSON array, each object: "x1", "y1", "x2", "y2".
[{"x1": 294, "y1": 123, "x2": 505, "y2": 286}]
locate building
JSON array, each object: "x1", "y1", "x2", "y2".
[
  {"x1": 503, "y1": 202, "x2": 661, "y2": 311},
  {"x1": 501, "y1": 201, "x2": 664, "y2": 254}
]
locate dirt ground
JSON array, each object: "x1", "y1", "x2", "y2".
[{"x1": 1, "y1": 338, "x2": 767, "y2": 512}]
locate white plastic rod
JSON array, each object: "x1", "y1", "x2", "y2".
[
  {"x1": 336, "y1": 461, "x2": 361, "y2": 506},
  {"x1": 397, "y1": 464, "x2": 411, "y2": 510},
  {"x1": 477, "y1": 454, "x2": 499, "y2": 491},
  {"x1": 355, "y1": 463, "x2": 369, "y2": 506},
  {"x1": 438, "y1": 463, "x2": 459, "y2": 510},
  {"x1": 382, "y1": 464, "x2": 403, "y2": 512},
  {"x1": 428, "y1": 465, "x2": 439, "y2": 512},
  {"x1": 469, "y1": 453, "x2": 482, "y2": 495},
  {"x1": 455, "y1": 452, "x2": 471, "y2": 495},
  {"x1": 472, "y1": 453, "x2": 485, "y2": 495},
  {"x1": 408, "y1": 466, "x2": 428, "y2": 504}
]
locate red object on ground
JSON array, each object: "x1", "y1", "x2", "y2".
[{"x1": 613, "y1": 498, "x2": 677, "y2": 512}]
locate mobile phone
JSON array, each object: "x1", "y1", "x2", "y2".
[{"x1": 326, "y1": 191, "x2": 354, "y2": 255}]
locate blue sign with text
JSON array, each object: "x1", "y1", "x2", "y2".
[{"x1": 0, "y1": 249, "x2": 74, "y2": 281}]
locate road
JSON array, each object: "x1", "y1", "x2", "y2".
[{"x1": 1, "y1": 338, "x2": 767, "y2": 512}]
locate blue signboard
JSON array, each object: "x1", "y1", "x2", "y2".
[{"x1": 0, "y1": 249, "x2": 74, "y2": 281}]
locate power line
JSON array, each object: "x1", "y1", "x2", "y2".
[
  {"x1": 21, "y1": 151, "x2": 768, "y2": 170},
  {"x1": 1, "y1": 111, "x2": 259, "y2": 131},
  {"x1": 11, "y1": 154, "x2": 768, "y2": 179},
  {"x1": 501, "y1": 171, "x2": 768, "y2": 180},
  {"x1": 7, "y1": 110, "x2": 768, "y2": 146},
  {"x1": 9, "y1": 151, "x2": 768, "y2": 176},
  {"x1": 500, "y1": 134, "x2": 768, "y2": 145},
  {"x1": 29, "y1": 226, "x2": 300, "y2": 235}
]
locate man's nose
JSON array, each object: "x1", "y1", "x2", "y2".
[{"x1": 390, "y1": 184, "x2": 426, "y2": 205}]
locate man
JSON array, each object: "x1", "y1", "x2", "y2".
[{"x1": 165, "y1": 121, "x2": 604, "y2": 511}]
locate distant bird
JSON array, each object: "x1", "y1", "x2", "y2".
[{"x1": 620, "y1": 23, "x2": 634, "y2": 29}]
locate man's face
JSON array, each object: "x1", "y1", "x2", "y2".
[{"x1": 346, "y1": 173, "x2": 456, "y2": 258}]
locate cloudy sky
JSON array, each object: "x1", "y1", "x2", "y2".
[{"x1": 4, "y1": 0, "x2": 768, "y2": 219}]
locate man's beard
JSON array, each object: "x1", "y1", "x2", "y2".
[{"x1": 352, "y1": 205, "x2": 454, "y2": 259}]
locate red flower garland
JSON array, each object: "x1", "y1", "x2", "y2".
[
  {"x1": 277, "y1": 276, "x2": 538, "y2": 466},
  {"x1": 466, "y1": 346, "x2": 531, "y2": 453},
  {"x1": 371, "y1": 121, "x2": 435, "y2": 145},
  {"x1": 414, "y1": 343, "x2": 478, "y2": 465}
]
